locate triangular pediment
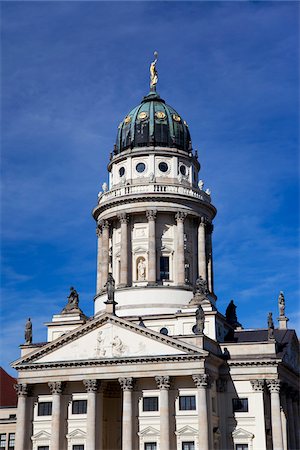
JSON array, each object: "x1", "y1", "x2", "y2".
[
  {"x1": 13, "y1": 313, "x2": 206, "y2": 368},
  {"x1": 175, "y1": 425, "x2": 197, "y2": 436},
  {"x1": 66, "y1": 429, "x2": 86, "y2": 439},
  {"x1": 138, "y1": 426, "x2": 159, "y2": 436},
  {"x1": 232, "y1": 428, "x2": 254, "y2": 439},
  {"x1": 31, "y1": 430, "x2": 51, "y2": 441}
]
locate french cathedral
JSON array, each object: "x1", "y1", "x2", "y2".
[{"x1": 12, "y1": 55, "x2": 299, "y2": 450}]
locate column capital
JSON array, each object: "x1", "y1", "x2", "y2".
[
  {"x1": 192, "y1": 374, "x2": 210, "y2": 388},
  {"x1": 48, "y1": 381, "x2": 64, "y2": 394},
  {"x1": 118, "y1": 377, "x2": 133, "y2": 390},
  {"x1": 14, "y1": 383, "x2": 28, "y2": 397},
  {"x1": 83, "y1": 379, "x2": 98, "y2": 393},
  {"x1": 96, "y1": 226, "x2": 102, "y2": 237},
  {"x1": 155, "y1": 375, "x2": 170, "y2": 390},
  {"x1": 146, "y1": 210, "x2": 157, "y2": 221},
  {"x1": 175, "y1": 211, "x2": 187, "y2": 223},
  {"x1": 216, "y1": 378, "x2": 227, "y2": 393},
  {"x1": 117, "y1": 213, "x2": 129, "y2": 224},
  {"x1": 102, "y1": 220, "x2": 110, "y2": 230},
  {"x1": 251, "y1": 379, "x2": 265, "y2": 392},
  {"x1": 266, "y1": 379, "x2": 281, "y2": 393}
]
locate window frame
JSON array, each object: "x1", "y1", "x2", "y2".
[
  {"x1": 179, "y1": 395, "x2": 196, "y2": 411},
  {"x1": 182, "y1": 442, "x2": 195, "y2": 450},
  {"x1": 232, "y1": 398, "x2": 249, "y2": 413},
  {"x1": 159, "y1": 256, "x2": 170, "y2": 280},
  {"x1": 143, "y1": 396, "x2": 159, "y2": 412},
  {"x1": 144, "y1": 443, "x2": 157, "y2": 450},
  {"x1": 0, "y1": 434, "x2": 6, "y2": 450},
  {"x1": 8, "y1": 433, "x2": 15, "y2": 450},
  {"x1": 38, "y1": 401, "x2": 53, "y2": 416},
  {"x1": 72, "y1": 399, "x2": 87, "y2": 415}
]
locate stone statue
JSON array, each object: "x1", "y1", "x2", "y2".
[
  {"x1": 104, "y1": 273, "x2": 115, "y2": 303},
  {"x1": 24, "y1": 318, "x2": 32, "y2": 345},
  {"x1": 61, "y1": 287, "x2": 82, "y2": 314},
  {"x1": 193, "y1": 305, "x2": 205, "y2": 335},
  {"x1": 150, "y1": 51, "x2": 158, "y2": 90},
  {"x1": 102, "y1": 182, "x2": 108, "y2": 193},
  {"x1": 205, "y1": 188, "x2": 211, "y2": 195},
  {"x1": 225, "y1": 300, "x2": 241, "y2": 329},
  {"x1": 137, "y1": 259, "x2": 146, "y2": 281},
  {"x1": 268, "y1": 312, "x2": 275, "y2": 340},
  {"x1": 193, "y1": 276, "x2": 209, "y2": 296},
  {"x1": 278, "y1": 291, "x2": 285, "y2": 317},
  {"x1": 198, "y1": 180, "x2": 204, "y2": 190}
]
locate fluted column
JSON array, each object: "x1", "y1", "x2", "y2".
[
  {"x1": 198, "y1": 216, "x2": 207, "y2": 280},
  {"x1": 119, "y1": 377, "x2": 133, "y2": 450},
  {"x1": 193, "y1": 374, "x2": 209, "y2": 450},
  {"x1": 280, "y1": 388, "x2": 288, "y2": 450},
  {"x1": 96, "y1": 222, "x2": 103, "y2": 292},
  {"x1": 83, "y1": 379, "x2": 98, "y2": 450},
  {"x1": 118, "y1": 213, "x2": 129, "y2": 287},
  {"x1": 155, "y1": 376, "x2": 170, "y2": 450},
  {"x1": 286, "y1": 388, "x2": 296, "y2": 449},
  {"x1": 292, "y1": 391, "x2": 299, "y2": 449},
  {"x1": 14, "y1": 383, "x2": 29, "y2": 450},
  {"x1": 48, "y1": 381, "x2": 64, "y2": 450},
  {"x1": 146, "y1": 210, "x2": 157, "y2": 285},
  {"x1": 101, "y1": 220, "x2": 110, "y2": 288},
  {"x1": 250, "y1": 380, "x2": 267, "y2": 450},
  {"x1": 267, "y1": 380, "x2": 284, "y2": 450},
  {"x1": 175, "y1": 212, "x2": 187, "y2": 285},
  {"x1": 206, "y1": 222, "x2": 214, "y2": 293}
]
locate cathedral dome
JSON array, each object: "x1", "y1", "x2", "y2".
[{"x1": 115, "y1": 91, "x2": 192, "y2": 153}]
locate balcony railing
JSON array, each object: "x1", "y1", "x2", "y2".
[{"x1": 98, "y1": 183, "x2": 211, "y2": 205}]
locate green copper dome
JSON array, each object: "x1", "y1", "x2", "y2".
[{"x1": 115, "y1": 92, "x2": 192, "y2": 154}]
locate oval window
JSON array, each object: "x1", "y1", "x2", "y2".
[
  {"x1": 136, "y1": 162, "x2": 146, "y2": 173},
  {"x1": 158, "y1": 162, "x2": 168, "y2": 173},
  {"x1": 180, "y1": 165, "x2": 187, "y2": 176},
  {"x1": 119, "y1": 167, "x2": 125, "y2": 177}
]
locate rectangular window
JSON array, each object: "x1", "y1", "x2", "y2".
[
  {"x1": 0, "y1": 434, "x2": 6, "y2": 450},
  {"x1": 37, "y1": 447, "x2": 49, "y2": 450},
  {"x1": 179, "y1": 395, "x2": 196, "y2": 411},
  {"x1": 144, "y1": 443, "x2": 157, "y2": 450},
  {"x1": 72, "y1": 399, "x2": 87, "y2": 414},
  {"x1": 160, "y1": 256, "x2": 169, "y2": 280},
  {"x1": 73, "y1": 446, "x2": 84, "y2": 450},
  {"x1": 143, "y1": 397, "x2": 159, "y2": 411},
  {"x1": 182, "y1": 442, "x2": 195, "y2": 450},
  {"x1": 8, "y1": 433, "x2": 15, "y2": 450},
  {"x1": 232, "y1": 398, "x2": 248, "y2": 413},
  {"x1": 38, "y1": 401, "x2": 52, "y2": 416},
  {"x1": 235, "y1": 445, "x2": 248, "y2": 450}
]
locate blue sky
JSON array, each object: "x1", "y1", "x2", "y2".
[{"x1": 1, "y1": 1, "x2": 299, "y2": 375}]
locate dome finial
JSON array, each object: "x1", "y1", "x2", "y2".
[{"x1": 150, "y1": 51, "x2": 158, "y2": 92}]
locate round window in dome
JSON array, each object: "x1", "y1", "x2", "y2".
[
  {"x1": 180, "y1": 165, "x2": 187, "y2": 176},
  {"x1": 119, "y1": 167, "x2": 125, "y2": 177},
  {"x1": 136, "y1": 162, "x2": 146, "y2": 173},
  {"x1": 159, "y1": 162, "x2": 169, "y2": 173}
]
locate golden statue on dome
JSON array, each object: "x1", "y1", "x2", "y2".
[{"x1": 150, "y1": 51, "x2": 158, "y2": 91}]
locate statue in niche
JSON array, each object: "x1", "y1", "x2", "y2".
[
  {"x1": 137, "y1": 258, "x2": 146, "y2": 281},
  {"x1": 278, "y1": 291, "x2": 285, "y2": 317},
  {"x1": 104, "y1": 273, "x2": 115, "y2": 303},
  {"x1": 268, "y1": 312, "x2": 275, "y2": 340},
  {"x1": 24, "y1": 318, "x2": 32, "y2": 345},
  {"x1": 62, "y1": 287, "x2": 80, "y2": 314}
]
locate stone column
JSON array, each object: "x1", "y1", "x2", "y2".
[
  {"x1": 175, "y1": 212, "x2": 187, "y2": 285},
  {"x1": 83, "y1": 379, "x2": 98, "y2": 450},
  {"x1": 155, "y1": 376, "x2": 170, "y2": 450},
  {"x1": 96, "y1": 222, "x2": 103, "y2": 293},
  {"x1": 250, "y1": 380, "x2": 267, "y2": 450},
  {"x1": 292, "y1": 391, "x2": 299, "y2": 449},
  {"x1": 206, "y1": 222, "x2": 214, "y2": 293},
  {"x1": 146, "y1": 210, "x2": 157, "y2": 285},
  {"x1": 14, "y1": 383, "x2": 29, "y2": 450},
  {"x1": 286, "y1": 388, "x2": 296, "y2": 449},
  {"x1": 101, "y1": 220, "x2": 110, "y2": 288},
  {"x1": 48, "y1": 381, "x2": 64, "y2": 450},
  {"x1": 216, "y1": 378, "x2": 227, "y2": 450},
  {"x1": 198, "y1": 216, "x2": 207, "y2": 280},
  {"x1": 118, "y1": 213, "x2": 129, "y2": 287},
  {"x1": 267, "y1": 380, "x2": 284, "y2": 450},
  {"x1": 192, "y1": 374, "x2": 210, "y2": 450},
  {"x1": 119, "y1": 377, "x2": 133, "y2": 450}
]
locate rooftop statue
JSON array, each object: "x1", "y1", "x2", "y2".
[
  {"x1": 104, "y1": 273, "x2": 116, "y2": 303},
  {"x1": 24, "y1": 318, "x2": 32, "y2": 345},
  {"x1": 268, "y1": 312, "x2": 275, "y2": 340},
  {"x1": 193, "y1": 276, "x2": 209, "y2": 296},
  {"x1": 278, "y1": 291, "x2": 285, "y2": 317},
  {"x1": 150, "y1": 51, "x2": 158, "y2": 91},
  {"x1": 62, "y1": 286, "x2": 80, "y2": 314},
  {"x1": 225, "y1": 299, "x2": 241, "y2": 329}
]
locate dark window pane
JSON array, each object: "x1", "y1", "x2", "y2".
[
  {"x1": 232, "y1": 398, "x2": 248, "y2": 413},
  {"x1": 144, "y1": 443, "x2": 157, "y2": 450},
  {"x1": 38, "y1": 402, "x2": 52, "y2": 416},
  {"x1": 160, "y1": 256, "x2": 169, "y2": 280},
  {"x1": 8, "y1": 433, "x2": 15, "y2": 450},
  {"x1": 136, "y1": 162, "x2": 146, "y2": 173},
  {"x1": 37, "y1": 447, "x2": 49, "y2": 450},
  {"x1": 158, "y1": 162, "x2": 168, "y2": 173},
  {"x1": 180, "y1": 165, "x2": 187, "y2": 176},
  {"x1": 179, "y1": 396, "x2": 196, "y2": 411},
  {"x1": 119, "y1": 167, "x2": 125, "y2": 177},
  {"x1": 143, "y1": 397, "x2": 158, "y2": 411},
  {"x1": 235, "y1": 446, "x2": 248, "y2": 450},
  {"x1": 73, "y1": 446, "x2": 84, "y2": 450},
  {"x1": 0, "y1": 434, "x2": 6, "y2": 450},
  {"x1": 182, "y1": 442, "x2": 195, "y2": 450},
  {"x1": 72, "y1": 400, "x2": 87, "y2": 414}
]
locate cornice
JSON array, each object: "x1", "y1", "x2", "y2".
[{"x1": 228, "y1": 359, "x2": 281, "y2": 368}]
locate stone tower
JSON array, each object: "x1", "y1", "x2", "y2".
[{"x1": 93, "y1": 58, "x2": 217, "y2": 317}]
